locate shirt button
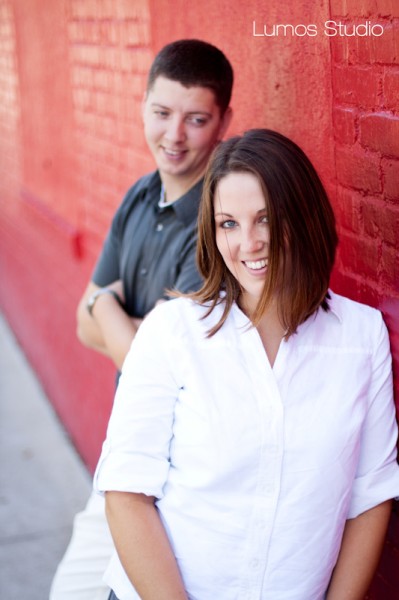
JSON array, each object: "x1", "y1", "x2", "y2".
[
  {"x1": 250, "y1": 558, "x2": 259, "y2": 569},
  {"x1": 156, "y1": 223, "x2": 163, "y2": 231},
  {"x1": 140, "y1": 268, "x2": 147, "y2": 276}
]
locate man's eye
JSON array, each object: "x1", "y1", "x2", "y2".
[{"x1": 187, "y1": 116, "x2": 208, "y2": 126}]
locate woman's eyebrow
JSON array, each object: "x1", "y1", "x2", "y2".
[{"x1": 214, "y1": 208, "x2": 267, "y2": 217}]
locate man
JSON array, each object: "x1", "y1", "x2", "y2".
[{"x1": 50, "y1": 39, "x2": 233, "y2": 600}]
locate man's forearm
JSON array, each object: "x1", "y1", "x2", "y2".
[
  {"x1": 326, "y1": 500, "x2": 392, "y2": 600},
  {"x1": 90, "y1": 293, "x2": 141, "y2": 370},
  {"x1": 106, "y1": 491, "x2": 188, "y2": 600}
]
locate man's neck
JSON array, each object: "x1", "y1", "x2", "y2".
[{"x1": 160, "y1": 172, "x2": 204, "y2": 204}]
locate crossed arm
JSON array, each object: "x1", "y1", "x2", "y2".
[{"x1": 76, "y1": 280, "x2": 143, "y2": 370}]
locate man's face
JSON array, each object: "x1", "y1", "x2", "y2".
[{"x1": 142, "y1": 76, "x2": 231, "y2": 188}]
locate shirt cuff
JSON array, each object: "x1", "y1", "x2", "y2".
[
  {"x1": 347, "y1": 461, "x2": 399, "y2": 518},
  {"x1": 93, "y1": 440, "x2": 169, "y2": 500}
]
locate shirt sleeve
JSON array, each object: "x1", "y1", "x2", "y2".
[
  {"x1": 91, "y1": 176, "x2": 152, "y2": 287},
  {"x1": 348, "y1": 312, "x2": 399, "y2": 518},
  {"x1": 172, "y1": 233, "x2": 203, "y2": 295},
  {"x1": 91, "y1": 227, "x2": 121, "y2": 286},
  {"x1": 94, "y1": 304, "x2": 179, "y2": 499}
]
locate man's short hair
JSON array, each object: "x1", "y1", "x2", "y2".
[{"x1": 147, "y1": 39, "x2": 234, "y2": 115}]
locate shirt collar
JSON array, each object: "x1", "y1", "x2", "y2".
[
  {"x1": 168, "y1": 178, "x2": 203, "y2": 226},
  {"x1": 230, "y1": 289, "x2": 343, "y2": 332},
  {"x1": 144, "y1": 172, "x2": 203, "y2": 227},
  {"x1": 325, "y1": 290, "x2": 343, "y2": 323}
]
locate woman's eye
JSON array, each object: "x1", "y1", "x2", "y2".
[
  {"x1": 260, "y1": 215, "x2": 269, "y2": 224},
  {"x1": 220, "y1": 220, "x2": 236, "y2": 229},
  {"x1": 154, "y1": 110, "x2": 169, "y2": 118}
]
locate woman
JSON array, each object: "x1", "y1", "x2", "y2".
[{"x1": 95, "y1": 129, "x2": 399, "y2": 600}]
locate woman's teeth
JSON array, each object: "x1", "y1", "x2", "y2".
[{"x1": 244, "y1": 259, "x2": 268, "y2": 270}]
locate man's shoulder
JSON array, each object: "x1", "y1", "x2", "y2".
[
  {"x1": 122, "y1": 171, "x2": 160, "y2": 207},
  {"x1": 112, "y1": 171, "x2": 160, "y2": 227}
]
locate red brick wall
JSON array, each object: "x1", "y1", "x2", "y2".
[
  {"x1": 328, "y1": 2, "x2": 399, "y2": 597},
  {"x1": 0, "y1": 1, "x2": 398, "y2": 595}
]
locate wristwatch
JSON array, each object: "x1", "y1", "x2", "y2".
[{"x1": 86, "y1": 288, "x2": 124, "y2": 316}]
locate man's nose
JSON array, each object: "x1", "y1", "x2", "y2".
[{"x1": 165, "y1": 116, "x2": 186, "y2": 143}]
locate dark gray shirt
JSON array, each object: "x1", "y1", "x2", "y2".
[{"x1": 92, "y1": 171, "x2": 203, "y2": 318}]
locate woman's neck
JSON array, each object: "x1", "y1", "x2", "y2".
[
  {"x1": 240, "y1": 295, "x2": 285, "y2": 367},
  {"x1": 257, "y1": 313, "x2": 286, "y2": 368}
]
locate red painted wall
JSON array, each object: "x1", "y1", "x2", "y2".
[{"x1": 0, "y1": 0, "x2": 398, "y2": 595}]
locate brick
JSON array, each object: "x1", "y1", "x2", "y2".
[
  {"x1": 348, "y1": 30, "x2": 384, "y2": 66},
  {"x1": 375, "y1": 0, "x2": 399, "y2": 17},
  {"x1": 362, "y1": 198, "x2": 399, "y2": 245},
  {"x1": 360, "y1": 113, "x2": 399, "y2": 157},
  {"x1": 100, "y1": 47, "x2": 120, "y2": 70},
  {"x1": 381, "y1": 245, "x2": 399, "y2": 291},
  {"x1": 335, "y1": 187, "x2": 363, "y2": 233},
  {"x1": 116, "y1": 0, "x2": 150, "y2": 20},
  {"x1": 330, "y1": 0, "x2": 375, "y2": 17},
  {"x1": 333, "y1": 107, "x2": 357, "y2": 144},
  {"x1": 358, "y1": 278, "x2": 381, "y2": 307},
  {"x1": 92, "y1": 68, "x2": 110, "y2": 91},
  {"x1": 381, "y1": 158, "x2": 399, "y2": 200},
  {"x1": 338, "y1": 232, "x2": 380, "y2": 279},
  {"x1": 333, "y1": 66, "x2": 380, "y2": 107},
  {"x1": 372, "y1": 23, "x2": 399, "y2": 64},
  {"x1": 335, "y1": 145, "x2": 382, "y2": 193},
  {"x1": 383, "y1": 68, "x2": 399, "y2": 109},
  {"x1": 122, "y1": 20, "x2": 151, "y2": 47},
  {"x1": 329, "y1": 0, "x2": 399, "y2": 18}
]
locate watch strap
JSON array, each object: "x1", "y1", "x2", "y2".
[{"x1": 87, "y1": 288, "x2": 124, "y2": 316}]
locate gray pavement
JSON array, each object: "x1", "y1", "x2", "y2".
[{"x1": 0, "y1": 312, "x2": 92, "y2": 599}]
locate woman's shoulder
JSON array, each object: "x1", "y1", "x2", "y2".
[
  {"x1": 329, "y1": 290, "x2": 383, "y2": 321},
  {"x1": 324, "y1": 290, "x2": 387, "y2": 346}
]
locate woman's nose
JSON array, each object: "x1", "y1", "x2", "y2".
[{"x1": 240, "y1": 230, "x2": 264, "y2": 253}]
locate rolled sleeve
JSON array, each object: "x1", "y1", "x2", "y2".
[
  {"x1": 348, "y1": 313, "x2": 399, "y2": 518},
  {"x1": 94, "y1": 305, "x2": 179, "y2": 499}
]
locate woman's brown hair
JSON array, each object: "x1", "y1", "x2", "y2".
[{"x1": 190, "y1": 128, "x2": 338, "y2": 337}]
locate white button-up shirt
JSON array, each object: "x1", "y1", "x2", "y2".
[{"x1": 94, "y1": 291, "x2": 399, "y2": 600}]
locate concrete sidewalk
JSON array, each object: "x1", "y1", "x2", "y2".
[{"x1": 0, "y1": 312, "x2": 92, "y2": 599}]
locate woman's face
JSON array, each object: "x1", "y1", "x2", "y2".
[{"x1": 214, "y1": 172, "x2": 270, "y2": 314}]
